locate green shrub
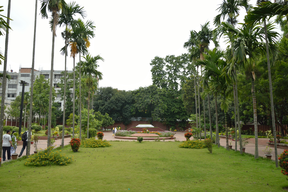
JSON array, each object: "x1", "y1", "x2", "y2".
[
  {"x1": 204, "y1": 139, "x2": 213, "y2": 153},
  {"x1": 3, "y1": 126, "x2": 13, "y2": 132},
  {"x1": 137, "y1": 137, "x2": 143, "y2": 143},
  {"x1": 65, "y1": 127, "x2": 72, "y2": 132},
  {"x1": 25, "y1": 146, "x2": 73, "y2": 166},
  {"x1": 206, "y1": 134, "x2": 216, "y2": 143},
  {"x1": 179, "y1": 140, "x2": 206, "y2": 149},
  {"x1": 279, "y1": 150, "x2": 288, "y2": 177},
  {"x1": 31, "y1": 125, "x2": 42, "y2": 132},
  {"x1": 57, "y1": 125, "x2": 63, "y2": 130},
  {"x1": 13, "y1": 127, "x2": 19, "y2": 132},
  {"x1": 89, "y1": 128, "x2": 97, "y2": 138},
  {"x1": 82, "y1": 138, "x2": 111, "y2": 148}
]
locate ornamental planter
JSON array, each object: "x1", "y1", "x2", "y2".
[
  {"x1": 12, "y1": 154, "x2": 18, "y2": 160},
  {"x1": 229, "y1": 145, "x2": 232, "y2": 149},
  {"x1": 242, "y1": 148, "x2": 246, "y2": 153},
  {"x1": 265, "y1": 154, "x2": 272, "y2": 160}
]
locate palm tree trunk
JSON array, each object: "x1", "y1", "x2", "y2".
[
  {"x1": 72, "y1": 56, "x2": 76, "y2": 138},
  {"x1": 215, "y1": 94, "x2": 219, "y2": 147},
  {"x1": 235, "y1": 73, "x2": 242, "y2": 153},
  {"x1": 251, "y1": 76, "x2": 259, "y2": 158},
  {"x1": 47, "y1": 31, "x2": 55, "y2": 147},
  {"x1": 87, "y1": 90, "x2": 90, "y2": 138},
  {"x1": 233, "y1": 83, "x2": 238, "y2": 151},
  {"x1": 225, "y1": 112, "x2": 229, "y2": 150},
  {"x1": 79, "y1": 54, "x2": 83, "y2": 139},
  {"x1": 0, "y1": 0, "x2": 11, "y2": 167},
  {"x1": 264, "y1": 19, "x2": 278, "y2": 167},
  {"x1": 62, "y1": 31, "x2": 68, "y2": 148},
  {"x1": 208, "y1": 95, "x2": 212, "y2": 139},
  {"x1": 203, "y1": 95, "x2": 206, "y2": 139},
  {"x1": 198, "y1": 72, "x2": 201, "y2": 131},
  {"x1": 194, "y1": 75, "x2": 198, "y2": 128}
]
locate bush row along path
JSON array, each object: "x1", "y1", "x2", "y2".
[{"x1": 1, "y1": 132, "x2": 284, "y2": 163}]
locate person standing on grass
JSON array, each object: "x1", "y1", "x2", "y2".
[
  {"x1": 18, "y1": 130, "x2": 28, "y2": 157},
  {"x1": 2, "y1": 130, "x2": 12, "y2": 161}
]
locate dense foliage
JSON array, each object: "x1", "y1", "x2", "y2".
[
  {"x1": 24, "y1": 147, "x2": 72, "y2": 166},
  {"x1": 82, "y1": 138, "x2": 111, "y2": 148}
]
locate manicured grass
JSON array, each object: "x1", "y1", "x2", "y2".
[{"x1": 1, "y1": 141, "x2": 288, "y2": 191}]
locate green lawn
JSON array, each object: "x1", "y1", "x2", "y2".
[{"x1": 0, "y1": 141, "x2": 287, "y2": 192}]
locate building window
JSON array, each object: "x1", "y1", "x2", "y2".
[
  {"x1": 7, "y1": 93, "x2": 16, "y2": 98},
  {"x1": 21, "y1": 74, "x2": 30, "y2": 77},
  {"x1": 57, "y1": 93, "x2": 61, "y2": 98},
  {"x1": 54, "y1": 74, "x2": 62, "y2": 79},
  {"x1": 8, "y1": 84, "x2": 17, "y2": 89},
  {"x1": 10, "y1": 75, "x2": 18, "y2": 80},
  {"x1": 43, "y1": 74, "x2": 49, "y2": 79}
]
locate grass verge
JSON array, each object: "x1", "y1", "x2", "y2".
[{"x1": 0, "y1": 141, "x2": 287, "y2": 192}]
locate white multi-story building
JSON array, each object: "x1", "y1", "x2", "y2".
[{"x1": 0, "y1": 68, "x2": 72, "y2": 111}]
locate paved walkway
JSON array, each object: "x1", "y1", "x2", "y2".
[{"x1": 1, "y1": 132, "x2": 284, "y2": 163}]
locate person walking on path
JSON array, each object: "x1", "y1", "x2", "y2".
[
  {"x1": 2, "y1": 130, "x2": 12, "y2": 161},
  {"x1": 18, "y1": 130, "x2": 29, "y2": 157}
]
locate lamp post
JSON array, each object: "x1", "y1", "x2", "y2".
[{"x1": 18, "y1": 80, "x2": 26, "y2": 135}]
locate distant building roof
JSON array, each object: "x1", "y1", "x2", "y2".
[{"x1": 20, "y1": 68, "x2": 38, "y2": 73}]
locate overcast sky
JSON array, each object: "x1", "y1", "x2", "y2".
[{"x1": 1, "y1": 0, "x2": 260, "y2": 91}]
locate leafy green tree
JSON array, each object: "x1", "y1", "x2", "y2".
[
  {"x1": 133, "y1": 85, "x2": 166, "y2": 122},
  {"x1": 94, "y1": 87, "x2": 133, "y2": 125},
  {"x1": 94, "y1": 111, "x2": 114, "y2": 129},
  {"x1": 33, "y1": 75, "x2": 55, "y2": 127},
  {"x1": 80, "y1": 108, "x2": 102, "y2": 133}
]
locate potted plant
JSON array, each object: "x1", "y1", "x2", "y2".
[
  {"x1": 70, "y1": 138, "x2": 81, "y2": 152},
  {"x1": 276, "y1": 135, "x2": 281, "y2": 143},
  {"x1": 97, "y1": 132, "x2": 104, "y2": 140},
  {"x1": 238, "y1": 138, "x2": 249, "y2": 153},
  {"x1": 184, "y1": 132, "x2": 192, "y2": 141},
  {"x1": 229, "y1": 141, "x2": 232, "y2": 149},
  {"x1": 263, "y1": 146, "x2": 272, "y2": 159},
  {"x1": 265, "y1": 130, "x2": 273, "y2": 143}
]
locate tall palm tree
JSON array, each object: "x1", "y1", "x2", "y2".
[
  {"x1": 40, "y1": 0, "x2": 67, "y2": 147},
  {"x1": 0, "y1": 1, "x2": 11, "y2": 167},
  {"x1": 70, "y1": 19, "x2": 95, "y2": 139},
  {"x1": 58, "y1": 2, "x2": 85, "y2": 147},
  {"x1": 184, "y1": 22, "x2": 215, "y2": 132},
  {"x1": 79, "y1": 54, "x2": 103, "y2": 138},
  {"x1": 246, "y1": 0, "x2": 286, "y2": 167},
  {"x1": 223, "y1": 21, "x2": 278, "y2": 157},
  {"x1": 198, "y1": 48, "x2": 226, "y2": 147},
  {"x1": 214, "y1": 0, "x2": 250, "y2": 152},
  {"x1": 26, "y1": 0, "x2": 38, "y2": 157}
]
